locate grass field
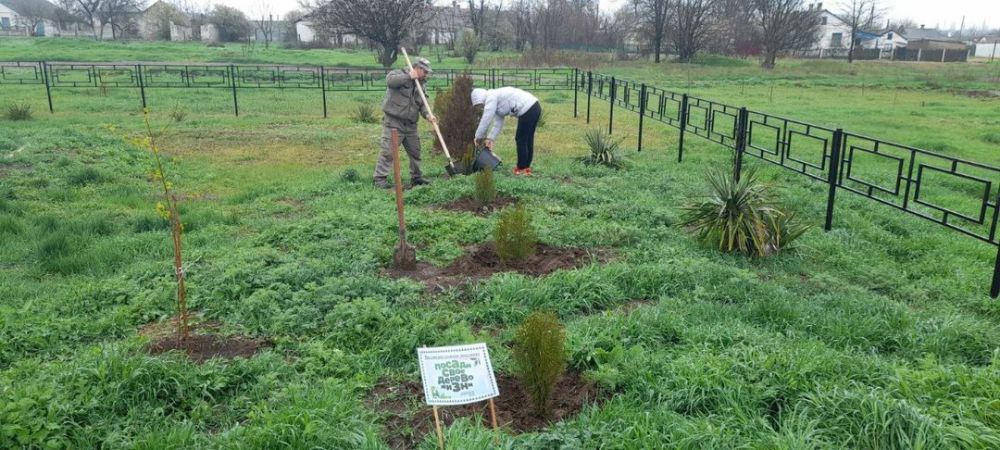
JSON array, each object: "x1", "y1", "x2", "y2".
[{"x1": 2, "y1": 39, "x2": 1000, "y2": 449}]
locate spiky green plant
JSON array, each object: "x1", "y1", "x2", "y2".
[
  {"x1": 6, "y1": 102, "x2": 32, "y2": 121},
  {"x1": 582, "y1": 129, "x2": 625, "y2": 169},
  {"x1": 682, "y1": 169, "x2": 809, "y2": 256},
  {"x1": 512, "y1": 311, "x2": 567, "y2": 419},
  {"x1": 472, "y1": 167, "x2": 496, "y2": 206},
  {"x1": 495, "y1": 204, "x2": 537, "y2": 267},
  {"x1": 350, "y1": 103, "x2": 378, "y2": 124}
]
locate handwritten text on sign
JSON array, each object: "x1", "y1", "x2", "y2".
[{"x1": 417, "y1": 343, "x2": 499, "y2": 406}]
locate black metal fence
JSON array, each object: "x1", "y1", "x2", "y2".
[
  {"x1": 0, "y1": 61, "x2": 576, "y2": 116},
  {"x1": 2, "y1": 60, "x2": 998, "y2": 297},
  {"x1": 572, "y1": 69, "x2": 1000, "y2": 298}
]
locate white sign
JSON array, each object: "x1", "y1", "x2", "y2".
[{"x1": 417, "y1": 343, "x2": 499, "y2": 406}]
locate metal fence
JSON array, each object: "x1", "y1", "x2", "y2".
[
  {"x1": 572, "y1": 69, "x2": 1000, "y2": 298},
  {"x1": 0, "y1": 61, "x2": 576, "y2": 116},
  {"x1": 2, "y1": 60, "x2": 998, "y2": 297}
]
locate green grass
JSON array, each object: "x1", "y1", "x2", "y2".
[{"x1": 1, "y1": 41, "x2": 999, "y2": 448}]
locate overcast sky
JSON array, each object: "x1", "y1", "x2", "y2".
[{"x1": 214, "y1": 0, "x2": 1000, "y2": 30}]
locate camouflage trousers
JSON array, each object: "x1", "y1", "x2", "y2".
[{"x1": 373, "y1": 125, "x2": 423, "y2": 183}]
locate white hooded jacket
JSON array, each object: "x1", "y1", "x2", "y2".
[{"x1": 471, "y1": 87, "x2": 539, "y2": 140}]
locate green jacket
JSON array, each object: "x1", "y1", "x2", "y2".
[{"x1": 381, "y1": 69, "x2": 429, "y2": 129}]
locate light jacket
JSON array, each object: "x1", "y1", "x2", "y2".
[{"x1": 472, "y1": 87, "x2": 539, "y2": 140}]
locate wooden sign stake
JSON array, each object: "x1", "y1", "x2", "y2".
[
  {"x1": 488, "y1": 398, "x2": 500, "y2": 445},
  {"x1": 433, "y1": 405, "x2": 445, "y2": 450}
]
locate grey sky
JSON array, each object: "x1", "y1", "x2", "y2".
[{"x1": 214, "y1": 0, "x2": 1000, "y2": 30}]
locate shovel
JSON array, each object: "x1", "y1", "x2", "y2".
[
  {"x1": 390, "y1": 129, "x2": 417, "y2": 269},
  {"x1": 399, "y1": 47, "x2": 458, "y2": 176}
]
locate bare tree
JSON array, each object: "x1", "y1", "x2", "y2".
[
  {"x1": 633, "y1": 0, "x2": 671, "y2": 63},
  {"x1": 307, "y1": 0, "x2": 434, "y2": 67},
  {"x1": 671, "y1": 0, "x2": 713, "y2": 62},
  {"x1": 97, "y1": 0, "x2": 142, "y2": 40},
  {"x1": 253, "y1": 1, "x2": 275, "y2": 48},
  {"x1": 63, "y1": 0, "x2": 103, "y2": 39},
  {"x1": 511, "y1": 0, "x2": 536, "y2": 50},
  {"x1": 837, "y1": 0, "x2": 885, "y2": 63},
  {"x1": 708, "y1": 0, "x2": 755, "y2": 55},
  {"x1": 750, "y1": 0, "x2": 821, "y2": 68}
]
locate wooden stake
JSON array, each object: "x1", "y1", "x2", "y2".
[
  {"x1": 488, "y1": 398, "x2": 500, "y2": 446},
  {"x1": 432, "y1": 406, "x2": 445, "y2": 450}
]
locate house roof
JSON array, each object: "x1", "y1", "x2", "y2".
[
  {"x1": 904, "y1": 27, "x2": 957, "y2": 41},
  {"x1": 0, "y1": 0, "x2": 60, "y2": 19}
]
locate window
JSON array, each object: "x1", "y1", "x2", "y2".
[
  {"x1": 887, "y1": 32, "x2": 893, "y2": 40},
  {"x1": 822, "y1": 17, "x2": 828, "y2": 25},
  {"x1": 831, "y1": 32, "x2": 843, "y2": 47},
  {"x1": 1, "y1": 17, "x2": 9, "y2": 30}
]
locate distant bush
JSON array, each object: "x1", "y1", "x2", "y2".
[
  {"x1": 682, "y1": 169, "x2": 809, "y2": 256},
  {"x1": 513, "y1": 311, "x2": 567, "y2": 419},
  {"x1": 6, "y1": 102, "x2": 32, "y2": 121},
  {"x1": 495, "y1": 204, "x2": 537, "y2": 267},
  {"x1": 472, "y1": 167, "x2": 496, "y2": 206},
  {"x1": 350, "y1": 103, "x2": 379, "y2": 124},
  {"x1": 169, "y1": 103, "x2": 187, "y2": 123},
  {"x1": 67, "y1": 167, "x2": 107, "y2": 186},
  {"x1": 582, "y1": 129, "x2": 625, "y2": 169},
  {"x1": 455, "y1": 30, "x2": 481, "y2": 64}
]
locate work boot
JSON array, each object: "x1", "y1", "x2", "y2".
[
  {"x1": 373, "y1": 179, "x2": 391, "y2": 189},
  {"x1": 411, "y1": 178, "x2": 431, "y2": 186}
]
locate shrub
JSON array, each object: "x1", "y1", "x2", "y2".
[
  {"x1": 455, "y1": 30, "x2": 481, "y2": 64},
  {"x1": 582, "y1": 129, "x2": 625, "y2": 169},
  {"x1": 433, "y1": 75, "x2": 478, "y2": 162},
  {"x1": 472, "y1": 167, "x2": 496, "y2": 206},
  {"x1": 6, "y1": 102, "x2": 32, "y2": 121},
  {"x1": 512, "y1": 311, "x2": 567, "y2": 419},
  {"x1": 681, "y1": 169, "x2": 809, "y2": 256},
  {"x1": 495, "y1": 204, "x2": 537, "y2": 267},
  {"x1": 350, "y1": 103, "x2": 378, "y2": 124},
  {"x1": 67, "y1": 167, "x2": 106, "y2": 186},
  {"x1": 169, "y1": 103, "x2": 187, "y2": 123},
  {"x1": 341, "y1": 168, "x2": 360, "y2": 183}
]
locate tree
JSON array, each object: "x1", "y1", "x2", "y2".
[
  {"x1": 671, "y1": 0, "x2": 714, "y2": 62},
  {"x1": 837, "y1": 0, "x2": 886, "y2": 63},
  {"x1": 208, "y1": 4, "x2": 252, "y2": 42},
  {"x1": 63, "y1": 0, "x2": 103, "y2": 39},
  {"x1": 96, "y1": 0, "x2": 141, "y2": 40},
  {"x1": 253, "y1": 1, "x2": 275, "y2": 48},
  {"x1": 283, "y1": 9, "x2": 305, "y2": 43},
  {"x1": 306, "y1": 0, "x2": 434, "y2": 67},
  {"x1": 511, "y1": 0, "x2": 536, "y2": 51},
  {"x1": 750, "y1": 0, "x2": 821, "y2": 69},
  {"x1": 709, "y1": 0, "x2": 757, "y2": 56},
  {"x1": 632, "y1": 0, "x2": 671, "y2": 63}
]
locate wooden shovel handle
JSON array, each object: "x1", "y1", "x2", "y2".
[
  {"x1": 399, "y1": 47, "x2": 455, "y2": 168},
  {"x1": 392, "y1": 129, "x2": 406, "y2": 242}
]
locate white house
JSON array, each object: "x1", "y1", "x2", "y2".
[
  {"x1": 0, "y1": 0, "x2": 85, "y2": 37},
  {"x1": 294, "y1": 19, "x2": 360, "y2": 47},
  {"x1": 858, "y1": 30, "x2": 907, "y2": 51},
  {"x1": 813, "y1": 5, "x2": 853, "y2": 49}
]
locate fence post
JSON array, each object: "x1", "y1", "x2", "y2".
[
  {"x1": 586, "y1": 71, "x2": 592, "y2": 124},
  {"x1": 136, "y1": 64, "x2": 147, "y2": 110},
  {"x1": 608, "y1": 77, "x2": 615, "y2": 135},
  {"x1": 733, "y1": 107, "x2": 748, "y2": 182},
  {"x1": 824, "y1": 128, "x2": 845, "y2": 231},
  {"x1": 638, "y1": 84, "x2": 646, "y2": 152},
  {"x1": 42, "y1": 61, "x2": 54, "y2": 114},
  {"x1": 320, "y1": 66, "x2": 327, "y2": 118},
  {"x1": 917, "y1": 48, "x2": 922, "y2": 61},
  {"x1": 942, "y1": 48, "x2": 947, "y2": 62},
  {"x1": 991, "y1": 246, "x2": 1000, "y2": 298},
  {"x1": 229, "y1": 64, "x2": 239, "y2": 117},
  {"x1": 678, "y1": 94, "x2": 688, "y2": 162},
  {"x1": 573, "y1": 68, "x2": 578, "y2": 118}
]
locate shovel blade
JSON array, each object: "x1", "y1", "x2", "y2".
[{"x1": 393, "y1": 241, "x2": 417, "y2": 270}]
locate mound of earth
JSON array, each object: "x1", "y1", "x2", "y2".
[
  {"x1": 369, "y1": 371, "x2": 602, "y2": 449},
  {"x1": 438, "y1": 196, "x2": 517, "y2": 216},
  {"x1": 385, "y1": 242, "x2": 610, "y2": 291},
  {"x1": 141, "y1": 320, "x2": 269, "y2": 363}
]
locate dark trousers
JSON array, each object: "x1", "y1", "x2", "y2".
[{"x1": 515, "y1": 102, "x2": 541, "y2": 169}]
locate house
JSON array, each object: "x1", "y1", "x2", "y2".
[
  {"x1": 857, "y1": 30, "x2": 907, "y2": 51},
  {"x1": 293, "y1": 18, "x2": 361, "y2": 47},
  {"x1": 138, "y1": 0, "x2": 191, "y2": 41},
  {"x1": 0, "y1": 0, "x2": 88, "y2": 37},
  {"x1": 808, "y1": 3, "x2": 905, "y2": 51},
  {"x1": 903, "y1": 25, "x2": 968, "y2": 51}
]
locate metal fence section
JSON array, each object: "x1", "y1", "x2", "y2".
[
  {"x1": 0, "y1": 61, "x2": 577, "y2": 116},
  {"x1": 573, "y1": 69, "x2": 1000, "y2": 298}
]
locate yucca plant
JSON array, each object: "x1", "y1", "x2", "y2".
[
  {"x1": 582, "y1": 129, "x2": 625, "y2": 169},
  {"x1": 6, "y1": 102, "x2": 32, "y2": 121},
  {"x1": 512, "y1": 311, "x2": 567, "y2": 420},
  {"x1": 682, "y1": 169, "x2": 808, "y2": 256},
  {"x1": 350, "y1": 103, "x2": 379, "y2": 124}
]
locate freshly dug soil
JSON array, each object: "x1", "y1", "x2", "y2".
[
  {"x1": 141, "y1": 320, "x2": 269, "y2": 363},
  {"x1": 369, "y1": 371, "x2": 602, "y2": 450},
  {"x1": 385, "y1": 242, "x2": 610, "y2": 291},
  {"x1": 438, "y1": 196, "x2": 517, "y2": 216}
]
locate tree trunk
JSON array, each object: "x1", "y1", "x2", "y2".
[
  {"x1": 848, "y1": 34, "x2": 855, "y2": 63},
  {"x1": 761, "y1": 50, "x2": 777, "y2": 69},
  {"x1": 654, "y1": 40, "x2": 661, "y2": 63}
]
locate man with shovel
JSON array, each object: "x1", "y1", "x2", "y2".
[{"x1": 373, "y1": 57, "x2": 438, "y2": 189}]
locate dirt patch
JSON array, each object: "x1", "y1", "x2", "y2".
[
  {"x1": 438, "y1": 196, "x2": 517, "y2": 216},
  {"x1": 384, "y1": 242, "x2": 610, "y2": 291},
  {"x1": 140, "y1": 320, "x2": 269, "y2": 363},
  {"x1": 369, "y1": 371, "x2": 602, "y2": 449},
  {"x1": 960, "y1": 89, "x2": 1000, "y2": 98}
]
